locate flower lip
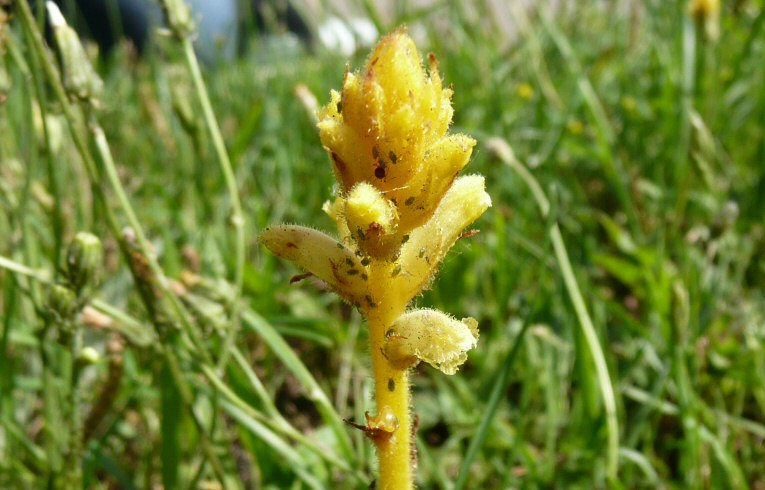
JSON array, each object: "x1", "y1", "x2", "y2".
[{"x1": 384, "y1": 308, "x2": 479, "y2": 375}]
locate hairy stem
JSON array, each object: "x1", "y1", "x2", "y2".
[{"x1": 367, "y1": 262, "x2": 412, "y2": 490}]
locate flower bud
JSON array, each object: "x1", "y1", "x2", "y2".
[
  {"x1": 345, "y1": 182, "x2": 399, "y2": 257},
  {"x1": 66, "y1": 232, "x2": 104, "y2": 293},
  {"x1": 46, "y1": 284, "x2": 79, "y2": 321},
  {"x1": 78, "y1": 346, "x2": 101, "y2": 365},
  {"x1": 46, "y1": 2, "x2": 103, "y2": 102},
  {"x1": 159, "y1": 0, "x2": 195, "y2": 39}
]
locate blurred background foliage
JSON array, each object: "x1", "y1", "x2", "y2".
[{"x1": 1, "y1": 0, "x2": 765, "y2": 488}]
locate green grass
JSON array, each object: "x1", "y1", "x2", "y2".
[{"x1": 2, "y1": 0, "x2": 765, "y2": 488}]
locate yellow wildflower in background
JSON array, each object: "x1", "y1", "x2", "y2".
[
  {"x1": 689, "y1": 0, "x2": 720, "y2": 40},
  {"x1": 516, "y1": 82, "x2": 535, "y2": 101},
  {"x1": 689, "y1": 0, "x2": 720, "y2": 18}
]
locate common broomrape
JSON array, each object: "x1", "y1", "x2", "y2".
[{"x1": 261, "y1": 29, "x2": 490, "y2": 489}]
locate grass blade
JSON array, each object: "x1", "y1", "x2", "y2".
[
  {"x1": 241, "y1": 308, "x2": 355, "y2": 464},
  {"x1": 454, "y1": 321, "x2": 530, "y2": 490},
  {"x1": 488, "y1": 137, "x2": 620, "y2": 481}
]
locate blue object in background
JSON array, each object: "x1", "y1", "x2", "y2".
[
  {"x1": 187, "y1": 0, "x2": 239, "y2": 63},
  {"x1": 41, "y1": 1, "x2": 328, "y2": 62}
]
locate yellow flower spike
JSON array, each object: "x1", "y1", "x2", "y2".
[
  {"x1": 385, "y1": 309, "x2": 479, "y2": 375},
  {"x1": 259, "y1": 225, "x2": 369, "y2": 306},
  {"x1": 264, "y1": 30, "x2": 489, "y2": 489},
  {"x1": 345, "y1": 182, "x2": 399, "y2": 257}
]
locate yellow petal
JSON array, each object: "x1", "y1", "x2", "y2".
[
  {"x1": 316, "y1": 89, "x2": 341, "y2": 121},
  {"x1": 317, "y1": 118, "x2": 369, "y2": 189},
  {"x1": 385, "y1": 309, "x2": 479, "y2": 375},
  {"x1": 389, "y1": 133, "x2": 477, "y2": 231},
  {"x1": 426, "y1": 134, "x2": 476, "y2": 185},
  {"x1": 259, "y1": 225, "x2": 369, "y2": 305},
  {"x1": 368, "y1": 31, "x2": 424, "y2": 115},
  {"x1": 392, "y1": 175, "x2": 491, "y2": 305}
]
